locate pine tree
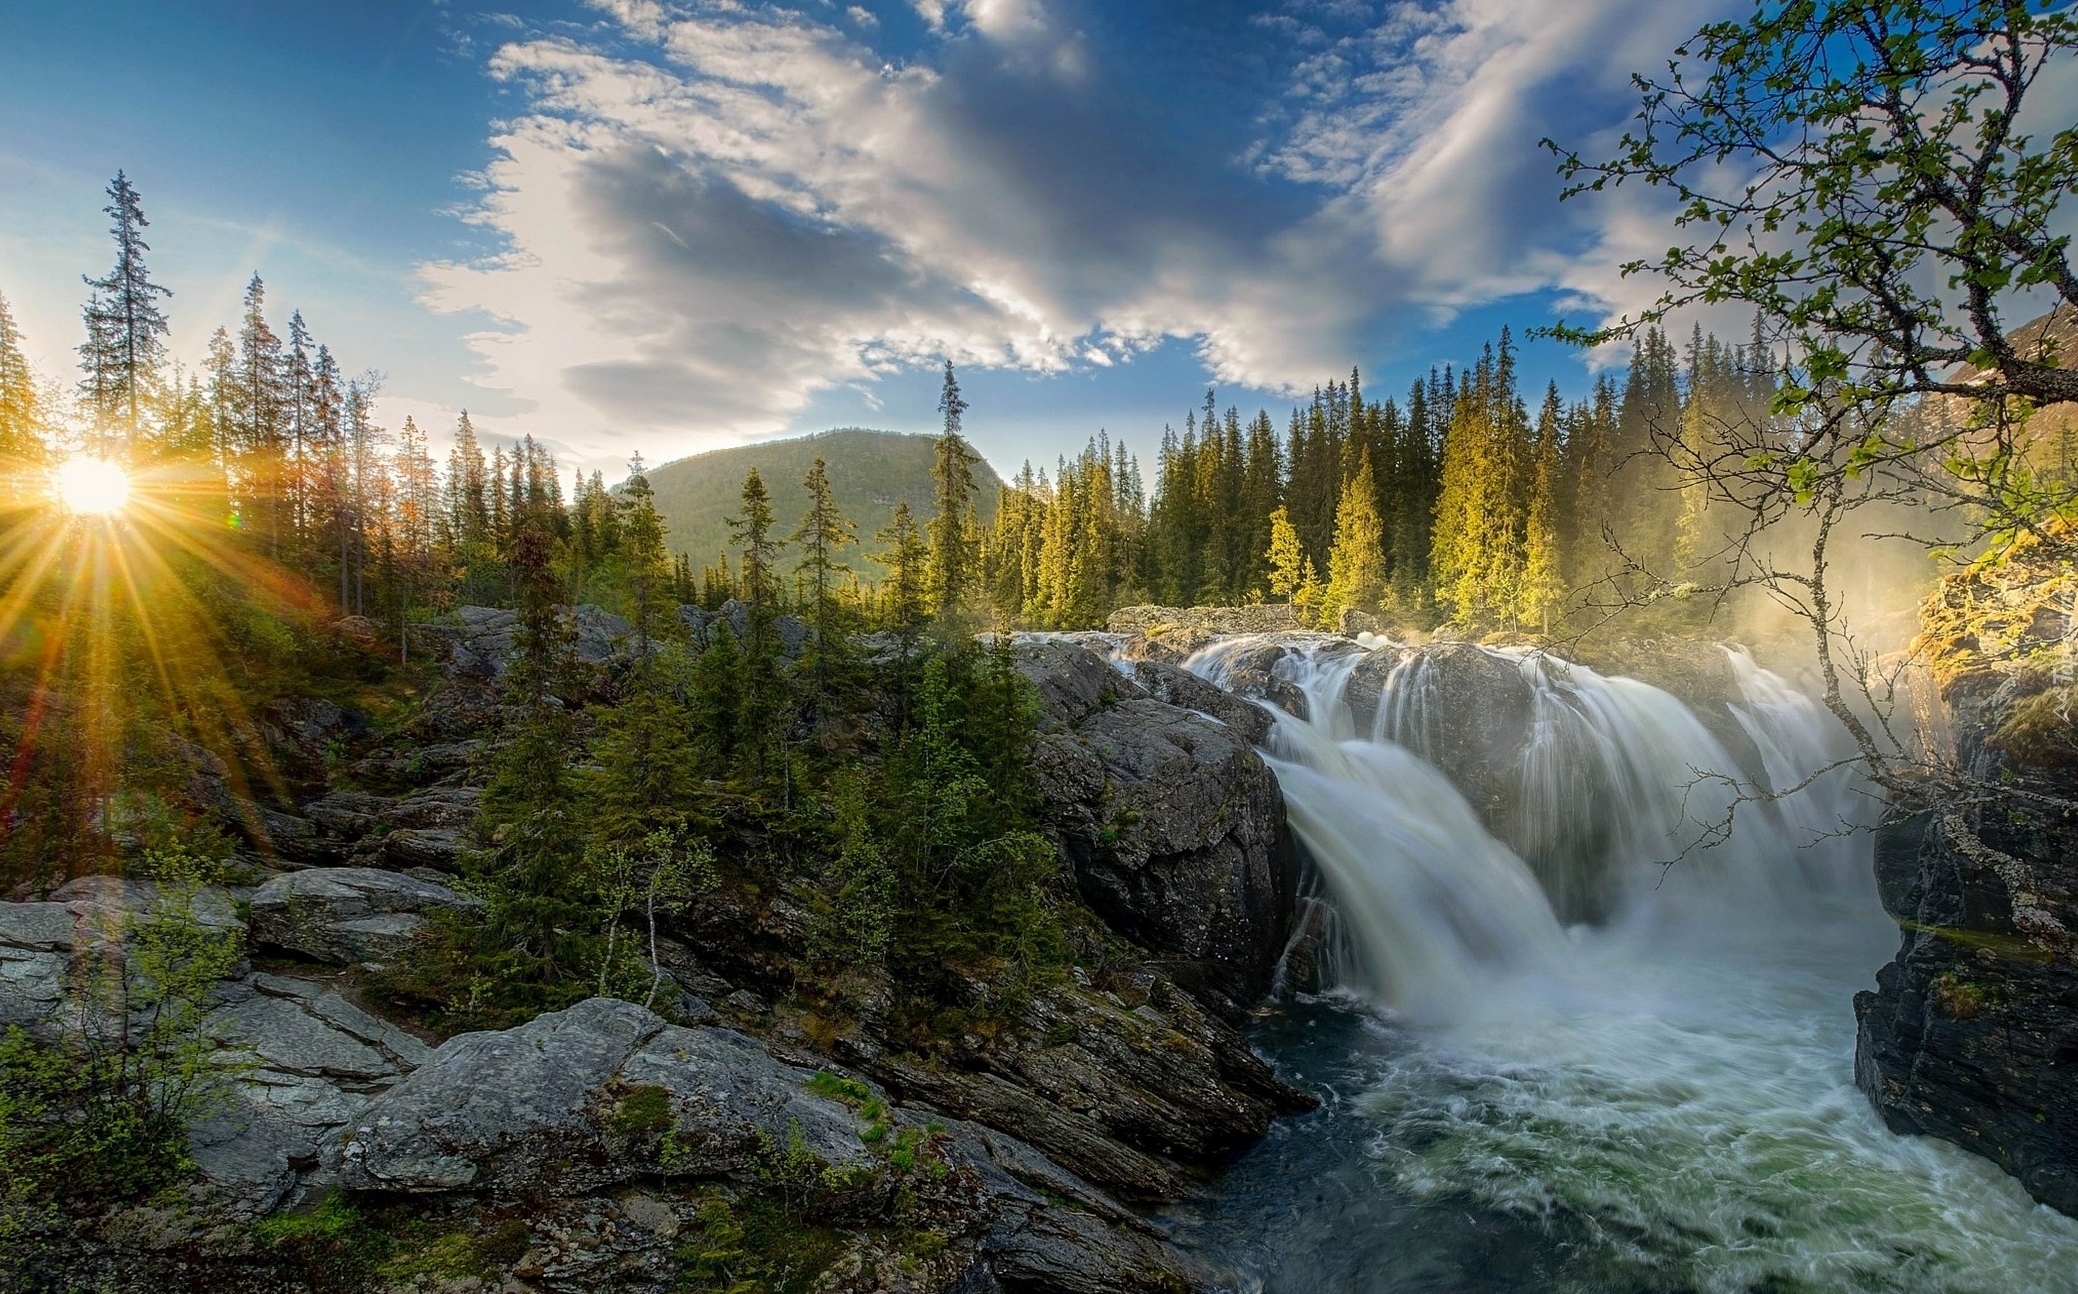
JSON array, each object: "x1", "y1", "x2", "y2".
[
  {"x1": 0, "y1": 292, "x2": 44, "y2": 494},
  {"x1": 77, "y1": 172, "x2": 171, "y2": 450},
  {"x1": 1265, "y1": 506, "x2": 1305, "y2": 604},
  {"x1": 1321, "y1": 447, "x2": 1389, "y2": 629},
  {"x1": 1519, "y1": 384, "x2": 1566, "y2": 634},
  {"x1": 928, "y1": 361, "x2": 979, "y2": 620},
  {"x1": 792, "y1": 456, "x2": 859, "y2": 713}
]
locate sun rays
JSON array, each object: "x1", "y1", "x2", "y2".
[{"x1": 0, "y1": 456, "x2": 326, "y2": 874}]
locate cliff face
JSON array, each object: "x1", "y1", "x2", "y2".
[{"x1": 1854, "y1": 531, "x2": 2078, "y2": 1217}]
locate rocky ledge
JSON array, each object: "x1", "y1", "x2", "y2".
[
  {"x1": 3, "y1": 619, "x2": 1317, "y2": 1292},
  {"x1": 1855, "y1": 533, "x2": 2078, "y2": 1217}
]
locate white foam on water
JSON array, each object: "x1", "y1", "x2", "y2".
[{"x1": 1183, "y1": 635, "x2": 2078, "y2": 1291}]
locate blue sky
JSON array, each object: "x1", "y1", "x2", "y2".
[{"x1": 0, "y1": 0, "x2": 1738, "y2": 479}]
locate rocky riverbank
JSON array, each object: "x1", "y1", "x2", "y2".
[
  {"x1": 1855, "y1": 533, "x2": 2078, "y2": 1218},
  {"x1": 0, "y1": 609, "x2": 1311, "y2": 1293}
]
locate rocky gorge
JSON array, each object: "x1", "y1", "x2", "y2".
[
  {"x1": 0, "y1": 605, "x2": 1309, "y2": 1293},
  {"x1": 10, "y1": 587, "x2": 2078, "y2": 1293}
]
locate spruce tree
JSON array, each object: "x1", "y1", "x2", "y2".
[
  {"x1": 792, "y1": 456, "x2": 859, "y2": 713},
  {"x1": 1321, "y1": 447, "x2": 1389, "y2": 629},
  {"x1": 591, "y1": 455, "x2": 699, "y2": 843},
  {"x1": 1239, "y1": 411, "x2": 1283, "y2": 598},
  {"x1": 478, "y1": 517, "x2": 588, "y2": 1008},
  {"x1": 928, "y1": 361, "x2": 979, "y2": 619},
  {"x1": 727, "y1": 468, "x2": 788, "y2": 786},
  {"x1": 1265, "y1": 506, "x2": 1305, "y2": 605},
  {"x1": 0, "y1": 292, "x2": 43, "y2": 493},
  {"x1": 78, "y1": 172, "x2": 171, "y2": 450},
  {"x1": 235, "y1": 276, "x2": 287, "y2": 556},
  {"x1": 1519, "y1": 384, "x2": 1567, "y2": 634}
]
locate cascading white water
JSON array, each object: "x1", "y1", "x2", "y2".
[
  {"x1": 1177, "y1": 634, "x2": 2078, "y2": 1291},
  {"x1": 1191, "y1": 636, "x2": 1563, "y2": 1019}
]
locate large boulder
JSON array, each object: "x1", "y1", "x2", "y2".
[
  {"x1": 192, "y1": 973, "x2": 432, "y2": 1214},
  {"x1": 0, "y1": 888, "x2": 430, "y2": 1217},
  {"x1": 2, "y1": 880, "x2": 244, "y2": 1035},
  {"x1": 0, "y1": 901, "x2": 76, "y2": 1028},
  {"x1": 298, "y1": 786, "x2": 478, "y2": 871},
  {"x1": 679, "y1": 599, "x2": 810, "y2": 659},
  {"x1": 341, "y1": 997, "x2": 870, "y2": 1196},
  {"x1": 426, "y1": 604, "x2": 635, "y2": 682},
  {"x1": 248, "y1": 867, "x2": 482, "y2": 966},
  {"x1": 1345, "y1": 641, "x2": 1535, "y2": 825},
  {"x1": 1012, "y1": 638, "x2": 1297, "y2": 1009},
  {"x1": 338, "y1": 997, "x2": 1209, "y2": 1292}
]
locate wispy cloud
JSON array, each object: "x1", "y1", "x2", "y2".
[{"x1": 422, "y1": 0, "x2": 1734, "y2": 467}]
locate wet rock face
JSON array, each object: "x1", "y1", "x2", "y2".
[
  {"x1": 1013, "y1": 639, "x2": 1298, "y2": 1008},
  {"x1": 1854, "y1": 532, "x2": 2078, "y2": 1218},
  {"x1": 1856, "y1": 811, "x2": 2078, "y2": 1216},
  {"x1": 1191, "y1": 636, "x2": 1348, "y2": 721},
  {"x1": 841, "y1": 972, "x2": 1312, "y2": 1204},
  {"x1": 1855, "y1": 703, "x2": 2078, "y2": 1217},
  {"x1": 1345, "y1": 641, "x2": 1533, "y2": 823}
]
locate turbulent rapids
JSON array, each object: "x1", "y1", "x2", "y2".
[{"x1": 1163, "y1": 634, "x2": 2078, "y2": 1293}]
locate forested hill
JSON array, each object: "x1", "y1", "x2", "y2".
[{"x1": 646, "y1": 428, "x2": 1003, "y2": 566}]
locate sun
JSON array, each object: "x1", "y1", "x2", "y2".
[{"x1": 55, "y1": 455, "x2": 131, "y2": 516}]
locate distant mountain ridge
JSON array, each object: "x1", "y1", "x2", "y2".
[{"x1": 644, "y1": 428, "x2": 1003, "y2": 569}]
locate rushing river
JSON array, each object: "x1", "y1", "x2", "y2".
[{"x1": 1164, "y1": 638, "x2": 2078, "y2": 1293}]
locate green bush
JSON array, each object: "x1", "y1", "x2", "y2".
[{"x1": 0, "y1": 880, "x2": 243, "y2": 1230}]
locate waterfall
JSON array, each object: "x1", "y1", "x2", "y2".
[
  {"x1": 1184, "y1": 635, "x2": 1875, "y2": 1012},
  {"x1": 1172, "y1": 633, "x2": 2078, "y2": 1291}
]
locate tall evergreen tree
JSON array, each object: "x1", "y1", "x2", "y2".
[
  {"x1": 792, "y1": 456, "x2": 859, "y2": 713},
  {"x1": 235, "y1": 276, "x2": 288, "y2": 556},
  {"x1": 1265, "y1": 506, "x2": 1305, "y2": 605},
  {"x1": 727, "y1": 468, "x2": 788, "y2": 785},
  {"x1": 1520, "y1": 384, "x2": 1567, "y2": 633},
  {"x1": 0, "y1": 292, "x2": 43, "y2": 494},
  {"x1": 1321, "y1": 447, "x2": 1389, "y2": 628},
  {"x1": 589, "y1": 455, "x2": 698, "y2": 843},
  {"x1": 877, "y1": 498, "x2": 930, "y2": 638},
  {"x1": 77, "y1": 172, "x2": 171, "y2": 450},
  {"x1": 928, "y1": 361, "x2": 980, "y2": 620}
]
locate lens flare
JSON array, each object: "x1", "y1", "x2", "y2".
[{"x1": 55, "y1": 457, "x2": 131, "y2": 516}]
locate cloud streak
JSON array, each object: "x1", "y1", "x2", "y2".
[{"x1": 422, "y1": 0, "x2": 1735, "y2": 468}]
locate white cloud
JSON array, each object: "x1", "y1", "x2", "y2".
[{"x1": 422, "y1": 0, "x2": 1736, "y2": 471}]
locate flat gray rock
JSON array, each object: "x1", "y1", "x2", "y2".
[
  {"x1": 248, "y1": 866, "x2": 482, "y2": 965},
  {"x1": 190, "y1": 974, "x2": 431, "y2": 1215},
  {"x1": 341, "y1": 997, "x2": 874, "y2": 1197},
  {"x1": 0, "y1": 902, "x2": 76, "y2": 1027}
]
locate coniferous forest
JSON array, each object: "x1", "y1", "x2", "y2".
[
  {"x1": 8, "y1": 0, "x2": 2078, "y2": 1282},
  {"x1": 3, "y1": 174, "x2": 1791, "y2": 659}
]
